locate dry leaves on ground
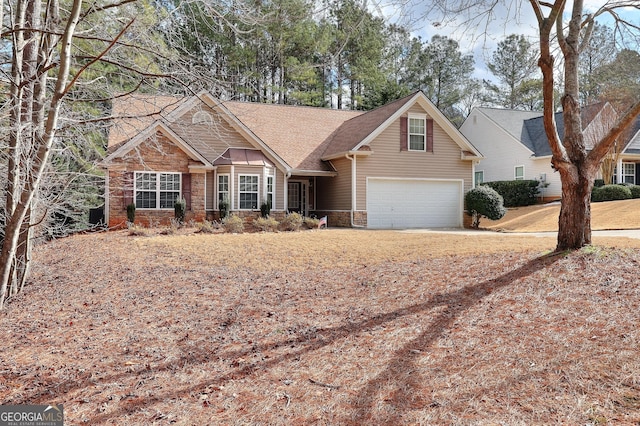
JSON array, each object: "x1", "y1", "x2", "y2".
[{"x1": 1, "y1": 229, "x2": 640, "y2": 425}]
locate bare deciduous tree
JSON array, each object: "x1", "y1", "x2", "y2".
[{"x1": 422, "y1": 0, "x2": 640, "y2": 250}]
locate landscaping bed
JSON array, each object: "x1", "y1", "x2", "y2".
[{"x1": 2, "y1": 229, "x2": 640, "y2": 424}]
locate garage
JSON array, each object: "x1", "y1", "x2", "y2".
[{"x1": 366, "y1": 178, "x2": 463, "y2": 229}]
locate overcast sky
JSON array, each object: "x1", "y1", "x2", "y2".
[{"x1": 377, "y1": 1, "x2": 639, "y2": 81}]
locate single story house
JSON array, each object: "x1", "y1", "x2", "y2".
[
  {"x1": 459, "y1": 102, "x2": 629, "y2": 200},
  {"x1": 103, "y1": 90, "x2": 483, "y2": 229}
]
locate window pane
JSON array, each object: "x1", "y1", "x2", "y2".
[
  {"x1": 239, "y1": 193, "x2": 258, "y2": 209},
  {"x1": 515, "y1": 166, "x2": 524, "y2": 180},
  {"x1": 408, "y1": 117, "x2": 426, "y2": 151},
  {"x1": 136, "y1": 191, "x2": 156, "y2": 209},
  {"x1": 409, "y1": 135, "x2": 425, "y2": 150},
  {"x1": 409, "y1": 118, "x2": 424, "y2": 134},
  {"x1": 136, "y1": 172, "x2": 156, "y2": 190},
  {"x1": 624, "y1": 163, "x2": 635, "y2": 174},
  {"x1": 218, "y1": 175, "x2": 229, "y2": 192},
  {"x1": 160, "y1": 173, "x2": 180, "y2": 191},
  {"x1": 160, "y1": 191, "x2": 179, "y2": 208}
]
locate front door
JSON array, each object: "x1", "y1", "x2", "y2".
[{"x1": 288, "y1": 181, "x2": 307, "y2": 215}]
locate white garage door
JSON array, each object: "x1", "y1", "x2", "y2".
[{"x1": 367, "y1": 178, "x2": 462, "y2": 229}]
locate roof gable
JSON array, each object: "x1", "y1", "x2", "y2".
[
  {"x1": 211, "y1": 97, "x2": 362, "y2": 172},
  {"x1": 322, "y1": 91, "x2": 482, "y2": 160},
  {"x1": 104, "y1": 120, "x2": 211, "y2": 167},
  {"x1": 106, "y1": 90, "x2": 481, "y2": 174},
  {"x1": 475, "y1": 103, "x2": 615, "y2": 157},
  {"x1": 622, "y1": 115, "x2": 640, "y2": 154},
  {"x1": 107, "y1": 95, "x2": 186, "y2": 148}
]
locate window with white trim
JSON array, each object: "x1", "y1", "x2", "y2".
[
  {"x1": 218, "y1": 174, "x2": 229, "y2": 205},
  {"x1": 475, "y1": 170, "x2": 484, "y2": 186},
  {"x1": 408, "y1": 114, "x2": 426, "y2": 151},
  {"x1": 135, "y1": 172, "x2": 181, "y2": 209},
  {"x1": 239, "y1": 175, "x2": 259, "y2": 209},
  {"x1": 266, "y1": 175, "x2": 274, "y2": 208},
  {"x1": 623, "y1": 162, "x2": 635, "y2": 184},
  {"x1": 515, "y1": 165, "x2": 524, "y2": 180}
]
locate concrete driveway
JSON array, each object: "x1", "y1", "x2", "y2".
[{"x1": 399, "y1": 228, "x2": 640, "y2": 240}]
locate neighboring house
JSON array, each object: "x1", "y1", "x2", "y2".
[
  {"x1": 103, "y1": 90, "x2": 483, "y2": 229},
  {"x1": 460, "y1": 102, "x2": 619, "y2": 201},
  {"x1": 617, "y1": 115, "x2": 640, "y2": 184}
]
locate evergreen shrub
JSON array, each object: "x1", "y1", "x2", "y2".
[
  {"x1": 482, "y1": 180, "x2": 540, "y2": 207},
  {"x1": 465, "y1": 186, "x2": 507, "y2": 228}
]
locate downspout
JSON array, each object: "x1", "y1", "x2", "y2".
[
  {"x1": 346, "y1": 154, "x2": 365, "y2": 228},
  {"x1": 284, "y1": 170, "x2": 291, "y2": 212}
]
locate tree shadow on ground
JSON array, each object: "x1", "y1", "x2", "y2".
[
  {"x1": 18, "y1": 252, "x2": 563, "y2": 423},
  {"x1": 340, "y1": 252, "x2": 564, "y2": 425}
]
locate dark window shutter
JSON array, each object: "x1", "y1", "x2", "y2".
[
  {"x1": 426, "y1": 119, "x2": 434, "y2": 152},
  {"x1": 123, "y1": 171, "x2": 134, "y2": 209},
  {"x1": 400, "y1": 116, "x2": 408, "y2": 151},
  {"x1": 182, "y1": 173, "x2": 192, "y2": 210}
]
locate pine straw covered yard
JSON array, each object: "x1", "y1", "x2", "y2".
[{"x1": 2, "y1": 229, "x2": 640, "y2": 425}]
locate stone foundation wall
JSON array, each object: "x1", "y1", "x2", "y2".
[{"x1": 314, "y1": 211, "x2": 367, "y2": 228}]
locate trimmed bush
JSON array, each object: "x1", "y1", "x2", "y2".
[
  {"x1": 594, "y1": 179, "x2": 605, "y2": 188},
  {"x1": 219, "y1": 199, "x2": 229, "y2": 219},
  {"x1": 280, "y1": 212, "x2": 303, "y2": 231},
  {"x1": 303, "y1": 216, "x2": 320, "y2": 229},
  {"x1": 482, "y1": 180, "x2": 540, "y2": 207},
  {"x1": 174, "y1": 196, "x2": 186, "y2": 224},
  {"x1": 126, "y1": 203, "x2": 136, "y2": 223},
  {"x1": 591, "y1": 184, "x2": 632, "y2": 202},
  {"x1": 260, "y1": 201, "x2": 271, "y2": 218},
  {"x1": 195, "y1": 220, "x2": 219, "y2": 234},
  {"x1": 222, "y1": 214, "x2": 244, "y2": 233},
  {"x1": 629, "y1": 185, "x2": 640, "y2": 199},
  {"x1": 465, "y1": 186, "x2": 507, "y2": 229},
  {"x1": 254, "y1": 216, "x2": 279, "y2": 232}
]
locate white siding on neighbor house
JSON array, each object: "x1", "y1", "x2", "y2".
[
  {"x1": 460, "y1": 111, "x2": 561, "y2": 198},
  {"x1": 530, "y1": 157, "x2": 562, "y2": 200}
]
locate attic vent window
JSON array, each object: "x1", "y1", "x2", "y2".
[{"x1": 192, "y1": 111, "x2": 213, "y2": 125}]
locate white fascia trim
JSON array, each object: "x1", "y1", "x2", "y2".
[
  {"x1": 103, "y1": 120, "x2": 212, "y2": 167},
  {"x1": 289, "y1": 169, "x2": 338, "y2": 177},
  {"x1": 198, "y1": 92, "x2": 292, "y2": 174},
  {"x1": 163, "y1": 92, "x2": 207, "y2": 122},
  {"x1": 621, "y1": 129, "x2": 640, "y2": 154},
  {"x1": 322, "y1": 150, "x2": 373, "y2": 161}
]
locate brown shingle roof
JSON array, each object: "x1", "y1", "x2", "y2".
[
  {"x1": 107, "y1": 92, "x2": 425, "y2": 172},
  {"x1": 321, "y1": 93, "x2": 417, "y2": 158},
  {"x1": 221, "y1": 101, "x2": 362, "y2": 171},
  {"x1": 107, "y1": 95, "x2": 185, "y2": 148}
]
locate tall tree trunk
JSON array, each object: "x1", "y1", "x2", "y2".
[
  {"x1": 0, "y1": 0, "x2": 83, "y2": 309},
  {"x1": 531, "y1": 0, "x2": 640, "y2": 251},
  {"x1": 555, "y1": 165, "x2": 593, "y2": 250}
]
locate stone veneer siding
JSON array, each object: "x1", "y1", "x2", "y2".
[{"x1": 107, "y1": 132, "x2": 207, "y2": 228}]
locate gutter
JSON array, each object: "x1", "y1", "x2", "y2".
[{"x1": 345, "y1": 154, "x2": 365, "y2": 228}]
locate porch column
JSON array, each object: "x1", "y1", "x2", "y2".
[
  {"x1": 284, "y1": 173, "x2": 289, "y2": 212},
  {"x1": 616, "y1": 158, "x2": 623, "y2": 184}
]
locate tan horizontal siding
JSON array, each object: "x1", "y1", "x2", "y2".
[
  {"x1": 316, "y1": 158, "x2": 352, "y2": 210},
  {"x1": 175, "y1": 107, "x2": 257, "y2": 155},
  {"x1": 356, "y1": 116, "x2": 472, "y2": 210}
]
